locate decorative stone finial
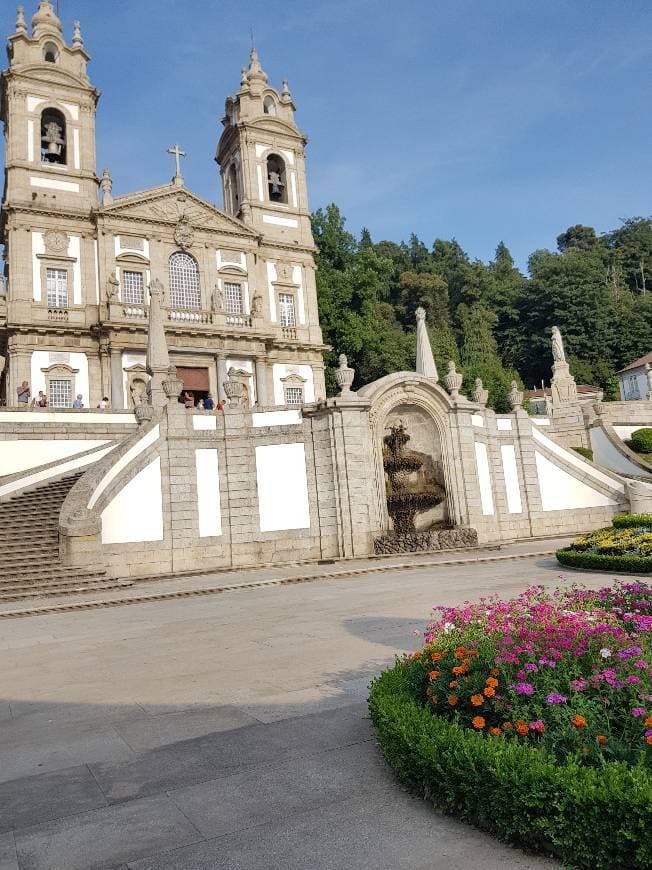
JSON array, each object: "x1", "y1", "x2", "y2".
[
  {"x1": 472, "y1": 377, "x2": 489, "y2": 406},
  {"x1": 508, "y1": 380, "x2": 524, "y2": 410},
  {"x1": 31, "y1": 1, "x2": 62, "y2": 37},
  {"x1": 15, "y1": 5, "x2": 27, "y2": 35},
  {"x1": 335, "y1": 353, "x2": 355, "y2": 396},
  {"x1": 224, "y1": 368, "x2": 245, "y2": 408},
  {"x1": 551, "y1": 325, "x2": 566, "y2": 364},
  {"x1": 100, "y1": 168, "x2": 113, "y2": 204},
  {"x1": 444, "y1": 361, "x2": 463, "y2": 399},
  {"x1": 281, "y1": 79, "x2": 292, "y2": 102},
  {"x1": 145, "y1": 278, "x2": 173, "y2": 409},
  {"x1": 247, "y1": 47, "x2": 268, "y2": 83},
  {"x1": 72, "y1": 20, "x2": 84, "y2": 48},
  {"x1": 240, "y1": 66, "x2": 250, "y2": 90},
  {"x1": 415, "y1": 307, "x2": 439, "y2": 382}
]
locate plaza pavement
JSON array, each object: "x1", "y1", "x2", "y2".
[{"x1": 0, "y1": 549, "x2": 628, "y2": 869}]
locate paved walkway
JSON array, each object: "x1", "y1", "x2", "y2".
[{"x1": 0, "y1": 551, "x2": 629, "y2": 869}]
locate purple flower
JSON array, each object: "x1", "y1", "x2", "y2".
[
  {"x1": 633, "y1": 660, "x2": 648, "y2": 669},
  {"x1": 625, "y1": 675, "x2": 641, "y2": 684},
  {"x1": 631, "y1": 707, "x2": 646, "y2": 718},
  {"x1": 570, "y1": 678, "x2": 588, "y2": 692},
  {"x1": 546, "y1": 693, "x2": 567, "y2": 704},
  {"x1": 511, "y1": 682, "x2": 535, "y2": 696},
  {"x1": 524, "y1": 663, "x2": 539, "y2": 672}
]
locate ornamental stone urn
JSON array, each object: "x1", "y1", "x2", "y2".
[
  {"x1": 223, "y1": 368, "x2": 244, "y2": 407},
  {"x1": 335, "y1": 353, "x2": 355, "y2": 396},
  {"x1": 444, "y1": 361, "x2": 463, "y2": 399},
  {"x1": 472, "y1": 377, "x2": 489, "y2": 406},
  {"x1": 508, "y1": 380, "x2": 524, "y2": 410},
  {"x1": 134, "y1": 399, "x2": 155, "y2": 425},
  {"x1": 162, "y1": 365, "x2": 184, "y2": 401}
]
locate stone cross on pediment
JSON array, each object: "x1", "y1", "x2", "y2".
[{"x1": 167, "y1": 144, "x2": 187, "y2": 186}]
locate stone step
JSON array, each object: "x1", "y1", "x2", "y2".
[
  {"x1": 0, "y1": 572, "x2": 108, "y2": 591},
  {"x1": 0, "y1": 567, "x2": 106, "y2": 583},
  {"x1": 0, "y1": 579, "x2": 132, "y2": 603},
  {"x1": 0, "y1": 555, "x2": 62, "y2": 570}
]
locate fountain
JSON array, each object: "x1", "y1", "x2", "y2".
[{"x1": 374, "y1": 422, "x2": 478, "y2": 554}]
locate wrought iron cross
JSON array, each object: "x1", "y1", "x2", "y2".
[{"x1": 167, "y1": 144, "x2": 187, "y2": 178}]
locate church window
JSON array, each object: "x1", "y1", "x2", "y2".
[
  {"x1": 49, "y1": 378, "x2": 72, "y2": 408},
  {"x1": 228, "y1": 163, "x2": 239, "y2": 214},
  {"x1": 263, "y1": 96, "x2": 276, "y2": 116},
  {"x1": 224, "y1": 282, "x2": 243, "y2": 314},
  {"x1": 169, "y1": 251, "x2": 201, "y2": 309},
  {"x1": 284, "y1": 384, "x2": 303, "y2": 406},
  {"x1": 122, "y1": 271, "x2": 145, "y2": 305},
  {"x1": 43, "y1": 42, "x2": 59, "y2": 63},
  {"x1": 46, "y1": 268, "x2": 68, "y2": 308},
  {"x1": 40, "y1": 108, "x2": 66, "y2": 165},
  {"x1": 278, "y1": 292, "x2": 296, "y2": 327},
  {"x1": 266, "y1": 154, "x2": 287, "y2": 203}
]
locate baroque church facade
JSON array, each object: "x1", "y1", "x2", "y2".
[{"x1": 0, "y1": 1, "x2": 327, "y2": 409}]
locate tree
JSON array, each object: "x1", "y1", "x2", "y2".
[
  {"x1": 556, "y1": 224, "x2": 598, "y2": 253},
  {"x1": 458, "y1": 303, "x2": 518, "y2": 412}
]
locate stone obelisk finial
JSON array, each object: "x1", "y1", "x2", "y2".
[
  {"x1": 415, "y1": 307, "x2": 439, "y2": 381},
  {"x1": 146, "y1": 279, "x2": 171, "y2": 409}
]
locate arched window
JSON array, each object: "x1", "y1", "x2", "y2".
[
  {"x1": 266, "y1": 154, "x2": 287, "y2": 203},
  {"x1": 169, "y1": 252, "x2": 201, "y2": 309},
  {"x1": 40, "y1": 108, "x2": 66, "y2": 164},
  {"x1": 263, "y1": 96, "x2": 276, "y2": 116},
  {"x1": 43, "y1": 41, "x2": 59, "y2": 63},
  {"x1": 228, "y1": 163, "x2": 239, "y2": 214}
]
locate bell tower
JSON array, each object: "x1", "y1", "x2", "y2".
[
  {"x1": 1, "y1": 2, "x2": 100, "y2": 210},
  {"x1": 216, "y1": 50, "x2": 313, "y2": 248}
]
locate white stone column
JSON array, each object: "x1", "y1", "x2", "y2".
[
  {"x1": 216, "y1": 354, "x2": 227, "y2": 403},
  {"x1": 255, "y1": 357, "x2": 268, "y2": 407},
  {"x1": 110, "y1": 349, "x2": 124, "y2": 408}
]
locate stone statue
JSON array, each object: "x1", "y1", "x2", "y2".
[
  {"x1": 268, "y1": 170, "x2": 284, "y2": 196},
  {"x1": 211, "y1": 284, "x2": 224, "y2": 313},
  {"x1": 646, "y1": 363, "x2": 652, "y2": 400},
  {"x1": 106, "y1": 271, "x2": 120, "y2": 302},
  {"x1": 149, "y1": 277, "x2": 165, "y2": 303},
  {"x1": 551, "y1": 326, "x2": 566, "y2": 363},
  {"x1": 250, "y1": 293, "x2": 263, "y2": 316}
]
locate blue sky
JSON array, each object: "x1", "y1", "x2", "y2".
[{"x1": 4, "y1": 0, "x2": 651, "y2": 270}]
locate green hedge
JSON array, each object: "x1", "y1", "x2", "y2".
[
  {"x1": 572, "y1": 446, "x2": 593, "y2": 461},
  {"x1": 613, "y1": 513, "x2": 652, "y2": 528},
  {"x1": 556, "y1": 547, "x2": 652, "y2": 574},
  {"x1": 368, "y1": 663, "x2": 652, "y2": 870},
  {"x1": 631, "y1": 428, "x2": 652, "y2": 454}
]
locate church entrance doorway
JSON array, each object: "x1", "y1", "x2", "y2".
[{"x1": 176, "y1": 366, "x2": 210, "y2": 406}]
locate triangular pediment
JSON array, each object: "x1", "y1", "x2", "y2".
[{"x1": 100, "y1": 185, "x2": 260, "y2": 239}]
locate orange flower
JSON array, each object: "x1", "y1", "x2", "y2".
[
  {"x1": 483, "y1": 686, "x2": 496, "y2": 698},
  {"x1": 515, "y1": 720, "x2": 529, "y2": 736},
  {"x1": 490, "y1": 668, "x2": 499, "y2": 676},
  {"x1": 645, "y1": 716, "x2": 652, "y2": 727},
  {"x1": 485, "y1": 677, "x2": 499, "y2": 688},
  {"x1": 431, "y1": 696, "x2": 439, "y2": 705},
  {"x1": 571, "y1": 714, "x2": 587, "y2": 729},
  {"x1": 449, "y1": 680, "x2": 458, "y2": 688},
  {"x1": 448, "y1": 694, "x2": 459, "y2": 706},
  {"x1": 471, "y1": 716, "x2": 485, "y2": 729},
  {"x1": 431, "y1": 652, "x2": 444, "y2": 662},
  {"x1": 467, "y1": 650, "x2": 479, "y2": 658},
  {"x1": 454, "y1": 647, "x2": 467, "y2": 659},
  {"x1": 502, "y1": 721, "x2": 513, "y2": 730},
  {"x1": 489, "y1": 727, "x2": 502, "y2": 736},
  {"x1": 470, "y1": 694, "x2": 484, "y2": 707},
  {"x1": 428, "y1": 670, "x2": 440, "y2": 680},
  {"x1": 452, "y1": 661, "x2": 469, "y2": 675},
  {"x1": 596, "y1": 735, "x2": 607, "y2": 745},
  {"x1": 646, "y1": 735, "x2": 652, "y2": 746}
]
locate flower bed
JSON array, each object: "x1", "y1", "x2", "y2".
[
  {"x1": 368, "y1": 583, "x2": 652, "y2": 869},
  {"x1": 557, "y1": 515, "x2": 652, "y2": 574}
]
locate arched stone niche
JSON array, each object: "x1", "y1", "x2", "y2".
[{"x1": 358, "y1": 372, "x2": 462, "y2": 534}]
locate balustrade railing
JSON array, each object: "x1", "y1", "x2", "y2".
[
  {"x1": 48, "y1": 308, "x2": 69, "y2": 322},
  {"x1": 281, "y1": 326, "x2": 297, "y2": 340}
]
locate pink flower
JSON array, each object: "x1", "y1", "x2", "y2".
[
  {"x1": 633, "y1": 660, "x2": 648, "y2": 669},
  {"x1": 530, "y1": 719, "x2": 545, "y2": 733},
  {"x1": 570, "y1": 678, "x2": 588, "y2": 692},
  {"x1": 511, "y1": 682, "x2": 535, "y2": 696},
  {"x1": 631, "y1": 707, "x2": 647, "y2": 717},
  {"x1": 625, "y1": 675, "x2": 641, "y2": 684},
  {"x1": 546, "y1": 693, "x2": 567, "y2": 704}
]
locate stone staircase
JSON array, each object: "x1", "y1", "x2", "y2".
[{"x1": 0, "y1": 474, "x2": 132, "y2": 603}]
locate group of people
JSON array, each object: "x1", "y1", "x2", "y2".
[
  {"x1": 182, "y1": 391, "x2": 223, "y2": 411},
  {"x1": 16, "y1": 381, "x2": 110, "y2": 410}
]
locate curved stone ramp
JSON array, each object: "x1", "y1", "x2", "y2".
[{"x1": 589, "y1": 421, "x2": 652, "y2": 479}]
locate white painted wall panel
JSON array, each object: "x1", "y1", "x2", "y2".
[
  {"x1": 497, "y1": 418, "x2": 512, "y2": 430},
  {"x1": 195, "y1": 449, "x2": 222, "y2": 537},
  {"x1": 193, "y1": 415, "x2": 217, "y2": 431},
  {"x1": 471, "y1": 414, "x2": 484, "y2": 427},
  {"x1": 0, "y1": 440, "x2": 110, "y2": 477},
  {"x1": 500, "y1": 444, "x2": 523, "y2": 514},
  {"x1": 69, "y1": 236, "x2": 82, "y2": 304},
  {"x1": 535, "y1": 451, "x2": 617, "y2": 511},
  {"x1": 89, "y1": 425, "x2": 160, "y2": 509},
  {"x1": 532, "y1": 427, "x2": 624, "y2": 492},
  {"x1": 32, "y1": 232, "x2": 44, "y2": 301},
  {"x1": 271, "y1": 364, "x2": 315, "y2": 406},
  {"x1": 252, "y1": 410, "x2": 302, "y2": 428},
  {"x1": 256, "y1": 443, "x2": 310, "y2": 531},
  {"x1": 590, "y1": 427, "x2": 652, "y2": 479},
  {"x1": 266, "y1": 261, "x2": 277, "y2": 321},
  {"x1": 30, "y1": 177, "x2": 79, "y2": 192},
  {"x1": 474, "y1": 441, "x2": 494, "y2": 515},
  {"x1": 101, "y1": 457, "x2": 163, "y2": 544}
]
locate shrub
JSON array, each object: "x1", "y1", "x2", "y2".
[
  {"x1": 369, "y1": 664, "x2": 652, "y2": 869},
  {"x1": 368, "y1": 582, "x2": 652, "y2": 868},
  {"x1": 557, "y1": 548, "x2": 652, "y2": 574},
  {"x1": 631, "y1": 428, "x2": 652, "y2": 454},
  {"x1": 572, "y1": 446, "x2": 593, "y2": 461},
  {"x1": 614, "y1": 513, "x2": 652, "y2": 528}
]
